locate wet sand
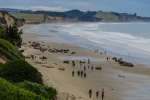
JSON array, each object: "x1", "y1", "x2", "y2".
[{"x1": 20, "y1": 24, "x2": 150, "y2": 100}]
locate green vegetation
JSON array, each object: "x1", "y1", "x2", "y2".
[
  {"x1": 9, "y1": 12, "x2": 44, "y2": 21},
  {"x1": 5, "y1": 24, "x2": 23, "y2": 47},
  {"x1": 0, "y1": 11, "x2": 58, "y2": 99},
  {"x1": 0, "y1": 59, "x2": 43, "y2": 84},
  {"x1": 0, "y1": 17, "x2": 7, "y2": 24},
  {"x1": 34, "y1": 11, "x2": 67, "y2": 18},
  {"x1": 0, "y1": 78, "x2": 47, "y2": 100},
  {"x1": 95, "y1": 12, "x2": 119, "y2": 20},
  {"x1": 18, "y1": 81, "x2": 57, "y2": 100},
  {"x1": 0, "y1": 39, "x2": 22, "y2": 60}
]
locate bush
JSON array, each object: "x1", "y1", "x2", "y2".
[
  {"x1": 18, "y1": 81, "x2": 57, "y2": 100},
  {"x1": 0, "y1": 59, "x2": 43, "y2": 84},
  {"x1": 0, "y1": 78, "x2": 47, "y2": 100}
]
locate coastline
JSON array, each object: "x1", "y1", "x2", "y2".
[{"x1": 20, "y1": 24, "x2": 150, "y2": 100}]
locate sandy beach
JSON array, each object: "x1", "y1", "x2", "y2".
[{"x1": 20, "y1": 24, "x2": 150, "y2": 100}]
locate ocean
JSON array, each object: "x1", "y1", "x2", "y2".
[{"x1": 25, "y1": 22, "x2": 150, "y2": 65}]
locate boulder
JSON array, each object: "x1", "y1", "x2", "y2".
[
  {"x1": 71, "y1": 52, "x2": 76, "y2": 54},
  {"x1": 79, "y1": 61, "x2": 85, "y2": 63},
  {"x1": 95, "y1": 66, "x2": 102, "y2": 70},
  {"x1": 63, "y1": 61, "x2": 69, "y2": 64},
  {"x1": 112, "y1": 57, "x2": 117, "y2": 61},
  {"x1": 59, "y1": 67, "x2": 65, "y2": 70}
]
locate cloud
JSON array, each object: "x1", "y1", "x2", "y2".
[{"x1": 30, "y1": 6, "x2": 69, "y2": 11}]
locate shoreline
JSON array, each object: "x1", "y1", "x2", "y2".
[{"x1": 21, "y1": 24, "x2": 150, "y2": 100}]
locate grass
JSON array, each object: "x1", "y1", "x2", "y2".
[
  {"x1": 9, "y1": 12, "x2": 44, "y2": 21},
  {"x1": 0, "y1": 78, "x2": 47, "y2": 100},
  {"x1": 0, "y1": 39, "x2": 22, "y2": 60},
  {"x1": 95, "y1": 12, "x2": 119, "y2": 20}
]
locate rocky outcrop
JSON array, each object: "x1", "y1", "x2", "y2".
[{"x1": 112, "y1": 57, "x2": 134, "y2": 67}]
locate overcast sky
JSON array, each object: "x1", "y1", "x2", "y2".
[{"x1": 0, "y1": 0, "x2": 150, "y2": 17}]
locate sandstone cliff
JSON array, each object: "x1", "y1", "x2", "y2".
[{"x1": 0, "y1": 11, "x2": 23, "y2": 26}]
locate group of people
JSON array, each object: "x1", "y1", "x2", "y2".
[
  {"x1": 72, "y1": 70, "x2": 86, "y2": 77},
  {"x1": 89, "y1": 89, "x2": 105, "y2": 100}
]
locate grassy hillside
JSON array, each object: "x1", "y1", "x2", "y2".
[
  {"x1": 95, "y1": 12, "x2": 119, "y2": 20},
  {"x1": 0, "y1": 39, "x2": 22, "y2": 61},
  {"x1": 9, "y1": 12, "x2": 44, "y2": 21},
  {"x1": 0, "y1": 78, "x2": 47, "y2": 100}
]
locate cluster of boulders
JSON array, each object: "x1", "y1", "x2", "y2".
[
  {"x1": 112, "y1": 57, "x2": 134, "y2": 67},
  {"x1": 79, "y1": 61, "x2": 85, "y2": 64},
  {"x1": 39, "y1": 56, "x2": 47, "y2": 60},
  {"x1": 49, "y1": 49, "x2": 69, "y2": 53},
  {"x1": 63, "y1": 60, "x2": 69, "y2": 64}
]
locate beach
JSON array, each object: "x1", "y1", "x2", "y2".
[{"x1": 20, "y1": 24, "x2": 150, "y2": 100}]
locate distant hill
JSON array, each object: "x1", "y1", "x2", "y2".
[{"x1": 2, "y1": 8, "x2": 150, "y2": 22}]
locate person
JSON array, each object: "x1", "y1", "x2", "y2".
[
  {"x1": 91, "y1": 65, "x2": 93, "y2": 71},
  {"x1": 72, "y1": 61, "x2": 74, "y2": 66},
  {"x1": 77, "y1": 70, "x2": 80, "y2": 76},
  {"x1": 84, "y1": 71, "x2": 86, "y2": 77},
  {"x1": 89, "y1": 89, "x2": 92, "y2": 98},
  {"x1": 88, "y1": 65, "x2": 89, "y2": 69},
  {"x1": 81, "y1": 70, "x2": 83, "y2": 77},
  {"x1": 96, "y1": 91, "x2": 99, "y2": 99},
  {"x1": 84, "y1": 65, "x2": 86, "y2": 71},
  {"x1": 106, "y1": 57, "x2": 108, "y2": 61},
  {"x1": 72, "y1": 70, "x2": 75, "y2": 76},
  {"x1": 88, "y1": 58, "x2": 90, "y2": 64},
  {"x1": 101, "y1": 89, "x2": 105, "y2": 100}
]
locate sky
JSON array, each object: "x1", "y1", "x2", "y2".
[{"x1": 0, "y1": 0, "x2": 150, "y2": 17}]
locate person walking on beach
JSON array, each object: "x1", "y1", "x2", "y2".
[
  {"x1": 101, "y1": 89, "x2": 105, "y2": 100},
  {"x1": 84, "y1": 71, "x2": 86, "y2": 77},
  {"x1": 106, "y1": 57, "x2": 108, "y2": 61},
  {"x1": 72, "y1": 70, "x2": 75, "y2": 76},
  {"x1": 88, "y1": 58, "x2": 90, "y2": 64},
  {"x1": 96, "y1": 91, "x2": 99, "y2": 99},
  {"x1": 81, "y1": 70, "x2": 83, "y2": 77},
  {"x1": 91, "y1": 65, "x2": 94, "y2": 71},
  {"x1": 89, "y1": 89, "x2": 92, "y2": 98},
  {"x1": 77, "y1": 70, "x2": 80, "y2": 76},
  {"x1": 84, "y1": 65, "x2": 86, "y2": 71}
]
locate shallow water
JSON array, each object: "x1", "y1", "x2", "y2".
[{"x1": 59, "y1": 56, "x2": 106, "y2": 62}]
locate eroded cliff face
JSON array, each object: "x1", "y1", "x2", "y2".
[{"x1": 0, "y1": 11, "x2": 23, "y2": 26}]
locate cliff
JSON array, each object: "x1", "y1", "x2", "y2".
[{"x1": 0, "y1": 11, "x2": 23, "y2": 26}]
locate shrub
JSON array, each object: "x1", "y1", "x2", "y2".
[
  {"x1": 0, "y1": 59, "x2": 43, "y2": 84},
  {"x1": 0, "y1": 78, "x2": 47, "y2": 100},
  {"x1": 18, "y1": 81, "x2": 57, "y2": 100}
]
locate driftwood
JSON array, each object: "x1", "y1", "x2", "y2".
[
  {"x1": 79, "y1": 61, "x2": 85, "y2": 63},
  {"x1": 71, "y1": 52, "x2": 76, "y2": 54}
]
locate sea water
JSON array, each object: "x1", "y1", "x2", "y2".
[{"x1": 25, "y1": 22, "x2": 150, "y2": 65}]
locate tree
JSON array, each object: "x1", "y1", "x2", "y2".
[
  {"x1": 5, "y1": 23, "x2": 23, "y2": 47},
  {"x1": 134, "y1": 13, "x2": 137, "y2": 16}
]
